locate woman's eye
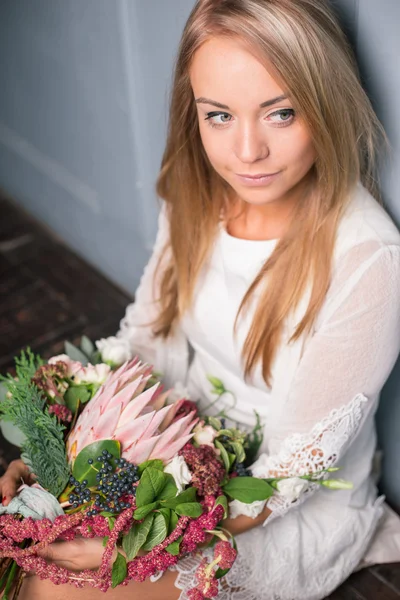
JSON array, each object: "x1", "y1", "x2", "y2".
[
  {"x1": 205, "y1": 111, "x2": 232, "y2": 127},
  {"x1": 267, "y1": 108, "x2": 295, "y2": 125}
]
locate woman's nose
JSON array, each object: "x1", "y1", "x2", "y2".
[{"x1": 233, "y1": 122, "x2": 269, "y2": 164}]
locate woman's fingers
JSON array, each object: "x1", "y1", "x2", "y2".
[
  {"x1": 0, "y1": 459, "x2": 32, "y2": 506},
  {"x1": 37, "y1": 541, "x2": 81, "y2": 571},
  {"x1": 37, "y1": 538, "x2": 112, "y2": 571}
]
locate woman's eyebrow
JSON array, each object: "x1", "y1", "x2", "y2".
[{"x1": 195, "y1": 94, "x2": 288, "y2": 109}]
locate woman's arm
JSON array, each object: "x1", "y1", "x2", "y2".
[
  {"x1": 222, "y1": 505, "x2": 272, "y2": 536},
  {"x1": 245, "y1": 242, "x2": 400, "y2": 524}
]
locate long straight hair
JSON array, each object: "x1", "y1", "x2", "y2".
[{"x1": 154, "y1": 0, "x2": 386, "y2": 385}]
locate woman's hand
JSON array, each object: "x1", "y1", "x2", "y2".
[
  {"x1": 222, "y1": 504, "x2": 272, "y2": 536},
  {"x1": 0, "y1": 459, "x2": 34, "y2": 506},
  {"x1": 37, "y1": 537, "x2": 112, "y2": 571},
  {"x1": 37, "y1": 538, "x2": 146, "y2": 572}
]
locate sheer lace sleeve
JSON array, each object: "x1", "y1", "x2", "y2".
[
  {"x1": 116, "y1": 204, "x2": 172, "y2": 366},
  {"x1": 251, "y1": 242, "x2": 400, "y2": 523}
]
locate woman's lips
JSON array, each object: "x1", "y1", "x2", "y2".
[{"x1": 235, "y1": 172, "x2": 280, "y2": 187}]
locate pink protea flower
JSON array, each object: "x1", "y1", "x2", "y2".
[
  {"x1": 213, "y1": 540, "x2": 237, "y2": 569},
  {"x1": 67, "y1": 358, "x2": 198, "y2": 464}
]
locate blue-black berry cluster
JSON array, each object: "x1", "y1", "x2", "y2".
[
  {"x1": 235, "y1": 462, "x2": 252, "y2": 477},
  {"x1": 68, "y1": 449, "x2": 140, "y2": 516},
  {"x1": 68, "y1": 477, "x2": 91, "y2": 508}
]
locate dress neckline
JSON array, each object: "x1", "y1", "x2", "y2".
[{"x1": 218, "y1": 220, "x2": 279, "y2": 248}]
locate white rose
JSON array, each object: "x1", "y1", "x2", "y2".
[
  {"x1": 164, "y1": 455, "x2": 192, "y2": 494},
  {"x1": 276, "y1": 477, "x2": 309, "y2": 503},
  {"x1": 95, "y1": 336, "x2": 132, "y2": 366},
  {"x1": 193, "y1": 423, "x2": 217, "y2": 448},
  {"x1": 229, "y1": 499, "x2": 266, "y2": 519}
]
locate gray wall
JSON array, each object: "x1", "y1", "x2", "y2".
[
  {"x1": 0, "y1": 0, "x2": 400, "y2": 507},
  {"x1": 0, "y1": 0, "x2": 193, "y2": 295}
]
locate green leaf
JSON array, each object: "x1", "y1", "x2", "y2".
[
  {"x1": 80, "y1": 336, "x2": 95, "y2": 357},
  {"x1": 158, "y1": 474, "x2": 178, "y2": 501},
  {"x1": 107, "y1": 517, "x2": 115, "y2": 531},
  {"x1": 64, "y1": 341, "x2": 89, "y2": 365},
  {"x1": 168, "y1": 510, "x2": 179, "y2": 535},
  {"x1": 89, "y1": 350, "x2": 102, "y2": 365},
  {"x1": 123, "y1": 515, "x2": 154, "y2": 560},
  {"x1": 215, "y1": 567, "x2": 231, "y2": 579},
  {"x1": 207, "y1": 417, "x2": 222, "y2": 431},
  {"x1": 245, "y1": 410, "x2": 264, "y2": 466},
  {"x1": 223, "y1": 477, "x2": 274, "y2": 503},
  {"x1": 136, "y1": 467, "x2": 166, "y2": 507},
  {"x1": 111, "y1": 552, "x2": 127, "y2": 588},
  {"x1": 161, "y1": 486, "x2": 197, "y2": 509},
  {"x1": 175, "y1": 502, "x2": 203, "y2": 517},
  {"x1": 158, "y1": 507, "x2": 171, "y2": 531},
  {"x1": 72, "y1": 440, "x2": 120, "y2": 487},
  {"x1": 138, "y1": 459, "x2": 164, "y2": 475},
  {"x1": 143, "y1": 512, "x2": 168, "y2": 551},
  {"x1": 215, "y1": 495, "x2": 229, "y2": 519},
  {"x1": 215, "y1": 440, "x2": 230, "y2": 472},
  {"x1": 165, "y1": 535, "x2": 183, "y2": 556},
  {"x1": 230, "y1": 442, "x2": 245, "y2": 464},
  {"x1": 228, "y1": 452, "x2": 236, "y2": 468},
  {"x1": 64, "y1": 385, "x2": 91, "y2": 413},
  {"x1": 102, "y1": 535, "x2": 109, "y2": 547},
  {"x1": 133, "y1": 502, "x2": 158, "y2": 520}
]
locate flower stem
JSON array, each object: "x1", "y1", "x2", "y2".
[
  {"x1": 11, "y1": 570, "x2": 24, "y2": 600},
  {"x1": 3, "y1": 560, "x2": 18, "y2": 600}
]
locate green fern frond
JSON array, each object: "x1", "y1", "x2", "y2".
[{"x1": 0, "y1": 350, "x2": 70, "y2": 497}]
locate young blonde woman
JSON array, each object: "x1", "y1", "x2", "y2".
[{"x1": 2, "y1": 1, "x2": 400, "y2": 598}]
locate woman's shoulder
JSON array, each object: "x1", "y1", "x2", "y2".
[{"x1": 334, "y1": 182, "x2": 400, "y2": 261}]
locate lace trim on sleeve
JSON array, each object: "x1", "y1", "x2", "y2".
[{"x1": 251, "y1": 393, "x2": 369, "y2": 524}]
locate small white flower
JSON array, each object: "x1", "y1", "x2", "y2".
[
  {"x1": 95, "y1": 336, "x2": 132, "y2": 366},
  {"x1": 276, "y1": 477, "x2": 309, "y2": 503},
  {"x1": 79, "y1": 363, "x2": 111, "y2": 385},
  {"x1": 193, "y1": 422, "x2": 217, "y2": 448},
  {"x1": 48, "y1": 354, "x2": 72, "y2": 365},
  {"x1": 229, "y1": 499, "x2": 266, "y2": 519},
  {"x1": 164, "y1": 455, "x2": 192, "y2": 494}
]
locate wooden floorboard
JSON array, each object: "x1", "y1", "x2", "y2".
[{"x1": 1, "y1": 194, "x2": 400, "y2": 599}]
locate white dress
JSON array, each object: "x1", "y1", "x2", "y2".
[{"x1": 117, "y1": 182, "x2": 400, "y2": 600}]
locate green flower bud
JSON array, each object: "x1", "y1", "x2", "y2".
[{"x1": 321, "y1": 478, "x2": 353, "y2": 490}]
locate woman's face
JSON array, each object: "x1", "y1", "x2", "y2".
[{"x1": 190, "y1": 36, "x2": 316, "y2": 209}]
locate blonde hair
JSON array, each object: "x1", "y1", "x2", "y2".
[{"x1": 154, "y1": 0, "x2": 386, "y2": 385}]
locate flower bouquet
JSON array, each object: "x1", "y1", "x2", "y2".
[{"x1": 0, "y1": 343, "x2": 351, "y2": 599}]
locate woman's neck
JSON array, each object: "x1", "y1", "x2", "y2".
[
  {"x1": 225, "y1": 197, "x2": 296, "y2": 241},
  {"x1": 224, "y1": 175, "x2": 314, "y2": 241}
]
